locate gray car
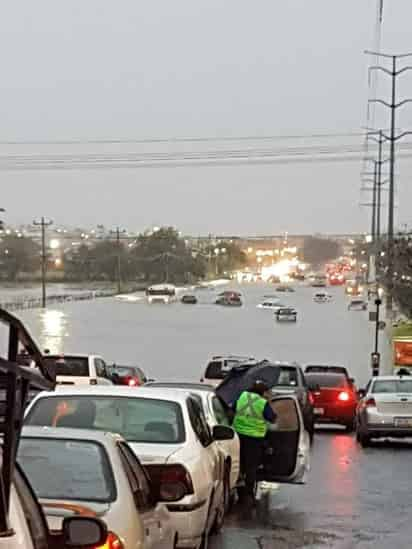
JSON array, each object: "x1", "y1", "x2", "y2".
[{"x1": 356, "y1": 374, "x2": 412, "y2": 447}]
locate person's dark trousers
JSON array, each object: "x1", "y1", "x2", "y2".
[{"x1": 238, "y1": 433, "x2": 264, "y2": 499}]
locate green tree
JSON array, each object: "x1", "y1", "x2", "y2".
[{"x1": 0, "y1": 235, "x2": 40, "y2": 280}]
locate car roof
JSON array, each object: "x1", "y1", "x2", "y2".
[
  {"x1": 305, "y1": 372, "x2": 346, "y2": 381},
  {"x1": 371, "y1": 375, "x2": 412, "y2": 381},
  {"x1": 145, "y1": 382, "x2": 215, "y2": 391},
  {"x1": 31, "y1": 385, "x2": 192, "y2": 404},
  {"x1": 21, "y1": 425, "x2": 123, "y2": 444},
  {"x1": 44, "y1": 354, "x2": 97, "y2": 359}
]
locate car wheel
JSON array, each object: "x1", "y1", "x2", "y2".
[{"x1": 211, "y1": 473, "x2": 229, "y2": 534}]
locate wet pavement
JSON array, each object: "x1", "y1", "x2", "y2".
[{"x1": 15, "y1": 282, "x2": 412, "y2": 548}]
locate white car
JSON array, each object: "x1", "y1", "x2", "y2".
[
  {"x1": 43, "y1": 354, "x2": 113, "y2": 386},
  {"x1": 348, "y1": 299, "x2": 368, "y2": 311},
  {"x1": 200, "y1": 355, "x2": 255, "y2": 387},
  {"x1": 19, "y1": 427, "x2": 176, "y2": 549},
  {"x1": 313, "y1": 292, "x2": 332, "y2": 303},
  {"x1": 144, "y1": 382, "x2": 241, "y2": 500},
  {"x1": 275, "y1": 307, "x2": 298, "y2": 322},
  {"x1": 25, "y1": 386, "x2": 235, "y2": 549},
  {"x1": 257, "y1": 299, "x2": 282, "y2": 310}
]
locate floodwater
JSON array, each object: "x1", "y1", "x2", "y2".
[{"x1": 15, "y1": 282, "x2": 412, "y2": 548}]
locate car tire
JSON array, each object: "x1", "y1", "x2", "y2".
[{"x1": 358, "y1": 431, "x2": 371, "y2": 447}]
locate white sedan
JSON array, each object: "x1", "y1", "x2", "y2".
[
  {"x1": 25, "y1": 386, "x2": 235, "y2": 549},
  {"x1": 18, "y1": 427, "x2": 176, "y2": 549}
]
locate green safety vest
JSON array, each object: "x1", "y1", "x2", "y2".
[{"x1": 233, "y1": 391, "x2": 268, "y2": 438}]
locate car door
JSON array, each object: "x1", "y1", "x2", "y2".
[
  {"x1": 117, "y1": 442, "x2": 172, "y2": 549},
  {"x1": 94, "y1": 358, "x2": 112, "y2": 385},
  {"x1": 186, "y1": 396, "x2": 222, "y2": 531},
  {"x1": 259, "y1": 395, "x2": 310, "y2": 485},
  {"x1": 208, "y1": 395, "x2": 240, "y2": 491}
]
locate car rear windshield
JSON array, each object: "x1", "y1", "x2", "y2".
[
  {"x1": 205, "y1": 360, "x2": 239, "y2": 380},
  {"x1": 372, "y1": 380, "x2": 412, "y2": 393},
  {"x1": 306, "y1": 366, "x2": 348, "y2": 376},
  {"x1": 25, "y1": 396, "x2": 185, "y2": 444},
  {"x1": 18, "y1": 438, "x2": 115, "y2": 503},
  {"x1": 276, "y1": 368, "x2": 299, "y2": 387},
  {"x1": 44, "y1": 356, "x2": 89, "y2": 377},
  {"x1": 305, "y1": 374, "x2": 347, "y2": 388},
  {"x1": 113, "y1": 366, "x2": 136, "y2": 377}
]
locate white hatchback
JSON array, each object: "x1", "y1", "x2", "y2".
[{"x1": 25, "y1": 386, "x2": 235, "y2": 549}]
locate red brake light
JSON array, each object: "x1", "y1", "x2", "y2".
[
  {"x1": 337, "y1": 391, "x2": 350, "y2": 402},
  {"x1": 146, "y1": 464, "x2": 194, "y2": 502},
  {"x1": 308, "y1": 392, "x2": 315, "y2": 405},
  {"x1": 94, "y1": 532, "x2": 124, "y2": 549},
  {"x1": 128, "y1": 377, "x2": 138, "y2": 387}
]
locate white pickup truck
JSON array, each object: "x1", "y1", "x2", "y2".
[{"x1": 43, "y1": 354, "x2": 113, "y2": 385}]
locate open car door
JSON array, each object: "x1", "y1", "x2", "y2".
[{"x1": 258, "y1": 395, "x2": 310, "y2": 485}]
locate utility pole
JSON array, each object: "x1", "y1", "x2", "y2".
[
  {"x1": 110, "y1": 227, "x2": 126, "y2": 294},
  {"x1": 33, "y1": 217, "x2": 53, "y2": 308},
  {"x1": 366, "y1": 50, "x2": 412, "y2": 318}
]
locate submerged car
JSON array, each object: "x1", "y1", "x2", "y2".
[
  {"x1": 348, "y1": 299, "x2": 368, "y2": 311},
  {"x1": 181, "y1": 294, "x2": 198, "y2": 304},
  {"x1": 275, "y1": 307, "x2": 297, "y2": 322},
  {"x1": 215, "y1": 291, "x2": 242, "y2": 306},
  {"x1": 257, "y1": 298, "x2": 282, "y2": 310},
  {"x1": 356, "y1": 374, "x2": 412, "y2": 446},
  {"x1": 306, "y1": 373, "x2": 357, "y2": 431},
  {"x1": 313, "y1": 292, "x2": 332, "y2": 303}
]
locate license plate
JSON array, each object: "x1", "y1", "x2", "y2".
[
  {"x1": 394, "y1": 417, "x2": 412, "y2": 427},
  {"x1": 314, "y1": 408, "x2": 324, "y2": 415}
]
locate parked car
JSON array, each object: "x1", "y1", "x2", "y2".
[
  {"x1": 275, "y1": 307, "x2": 297, "y2": 322},
  {"x1": 271, "y1": 362, "x2": 315, "y2": 441},
  {"x1": 305, "y1": 372, "x2": 358, "y2": 431},
  {"x1": 25, "y1": 386, "x2": 235, "y2": 549},
  {"x1": 19, "y1": 427, "x2": 176, "y2": 549},
  {"x1": 109, "y1": 364, "x2": 147, "y2": 386},
  {"x1": 144, "y1": 382, "x2": 240, "y2": 505},
  {"x1": 42, "y1": 354, "x2": 113, "y2": 385},
  {"x1": 200, "y1": 355, "x2": 256, "y2": 387},
  {"x1": 356, "y1": 374, "x2": 412, "y2": 447},
  {"x1": 348, "y1": 299, "x2": 368, "y2": 311},
  {"x1": 305, "y1": 364, "x2": 355, "y2": 388}
]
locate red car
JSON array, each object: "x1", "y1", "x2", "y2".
[{"x1": 305, "y1": 373, "x2": 357, "y2": 431}]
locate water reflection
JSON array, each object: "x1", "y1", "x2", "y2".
[{"x1": 39, "y1": 309, "x2": 68, "y2": 354}]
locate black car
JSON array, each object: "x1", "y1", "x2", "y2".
[
  {"x1": 271, "y1": 363, "x2": 315, "y2": 442},
  {"x1": 181, "y1": 294, "x2": 198, "y2": 304}
]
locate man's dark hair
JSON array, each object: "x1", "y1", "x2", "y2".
[{"x1": 250, "y1": 380, "x2": 269, "y2": 396}]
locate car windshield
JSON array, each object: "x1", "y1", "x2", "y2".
[
  {"x1": 25, "y1": 396, "x2": 185, "y2": 444},
  {"x1": 18, "y1": 438, "x2": 115, "y2": 503},
  {"x1": 44, "y1": 356, "x2": 89, "y2": 377},
  {"x1": 276, "y1": 368, "x2": 298, "y2": 387},
  {"x1": 372, "y1": 380, "x2": 412, "y2": 393},
  {"x1": 305, "y1": 374, "x2": 347, "y2": 388}
]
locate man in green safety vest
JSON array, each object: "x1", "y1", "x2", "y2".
[{"x1": 233, "y1": 380, "x2": 277, "y2": 503}]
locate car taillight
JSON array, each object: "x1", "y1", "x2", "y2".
[
  {"x1": 146, "y1": 464, "x2": 194, "y2": 502},
  {"x1": 365, "y1": 397, "x2": 376, "y2": 408},
  {"x1": 94, "y1": 532, "x2": 124, "y2": 549},
  {"x1": 127, "y1": 377, "x2": 139, "y2": 387},
  {"x1": 308, "y1": 392, "x2": 315, "y2": 405},
  {"x1": 338, "y1": 391, "x2": 350, "y2": 402}
]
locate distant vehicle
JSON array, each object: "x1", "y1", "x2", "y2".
[
  {"x1": 201, "y1": 355, "x2": 256, "y2": 386},
  {"x1": 268, "y1": 275, "x2": 281, "y2": 284},
  {"x1": 181, "y1": 294, "x2": 198, "y2": 304},
  {"x1": 305, "y1": 364, "x2": 354, "y2": 385},
  {"x1": 276, "y1": 285, "x2": 295, "y2": 293},
  {"x1": 215, "y1": 291, "x2": 242, "y2": 306},
  {"x1": 257, "y1": 298, "x2": 283, "y2": 310},
  {"x1": 271, "y1": 362, "x2": 315, "y2": 442},
  {"x1": 311, "y1": 275, "x2": 327, "y2": 288},
  {"x1": 348, "y1": 298, "x2": 368, "y2": 311},
  {"x1": 313, "y1": 291, "x2": 332, "y2": 303},
  {"x1": 43, "y1": 354, "x2": 113, "y2": 386},
  {"x1": 25, "y1": 386, "x2": 234, "y2": 549},
  {"x1": 146, "y1": 284, "x2": 177, "y2": 304},
  {"x1": 275, "y1": 307, "x2": 298, "y2": 322},
  {"x1": 109, "y1": 364, "x2": 147, "y2": 386},
  {"x1": 356, "y1": 374, "x2": 412, "y2": 446},
  {"x1": 329, "y1": 273, "x2": 345, "y2": 286},
  {"x1": 305, "y1": 373, "x2": 358, "y2": 431},
  {"x1": 345, "y1": 280, "x2": 363, "y2": 296},
  {"x1": 19, "y1": 427, "x2": 176, "y2": 549}
]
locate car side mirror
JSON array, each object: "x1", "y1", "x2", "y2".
[
  {"x1": 212, "y1": 425, "x2": 235, "y2": 441},
  {"x1": 62, "y1": 516, "x2": 107, "y2": 547},
  {"x1": 357, "y1": 389, "x2": 366, "y2": 399}
]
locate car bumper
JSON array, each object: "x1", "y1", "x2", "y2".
[
  {"x1": 314, "y1": 405, "x2": 356, "y2": 424},
  {"x1": 167, "y1": 499, "x2": 208, "y2": 549},
  {"x1": 362, "y1": 425, "x2": 412, "y2": 438},
  {"x1": 360, "y1": 410, "x2": 412, "y2": 437}
]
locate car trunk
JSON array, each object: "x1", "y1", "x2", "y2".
[
  {"x1": 258, "y1": 397, "x2": 302, "y2": 483},
  {"x1": 375, "y1": 395, "x2": 412, "y2": 415},
  {"x1": 312, "y1": 388, "x2": 343, "y2": 405},
  {"x1": 128, "y1": 442, "x2": 183, "y2": 464}
]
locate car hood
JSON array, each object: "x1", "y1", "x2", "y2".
[
  {"x1": 40, "y1": 500, "x2": 110, "y2": 531},
  {"x1": 128, "y1": 442, "x2": 183, "y2": 464}
]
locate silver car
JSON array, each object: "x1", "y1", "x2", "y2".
[{"x1": 356, "y1": 375, "x2": 412, "y2": 446}]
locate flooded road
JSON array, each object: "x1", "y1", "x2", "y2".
[{"x1": 15, "y1": 282, "x2": 412, "y2": 548}]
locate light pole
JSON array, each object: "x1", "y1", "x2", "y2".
[
  {"x1": 372, "y1": 297, "x2": 382, "y2": 376},
  {"x1": 33, "y1": 217, "x2": 53, "y2": 308},
  {"x1": 110, "y1": 227, "x2": 126, "y2": 294}
]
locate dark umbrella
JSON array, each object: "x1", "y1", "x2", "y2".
[{"x1": 216, "y1": 361, "x2": 280, "y2": 408}]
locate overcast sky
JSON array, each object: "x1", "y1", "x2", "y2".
[{"x1": 2, "y1": 1, "x2": 412, "y2": 234}]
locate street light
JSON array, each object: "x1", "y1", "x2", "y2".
[{"x1": 372, "y1": 297, "x2": 383, "y2": 377}]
